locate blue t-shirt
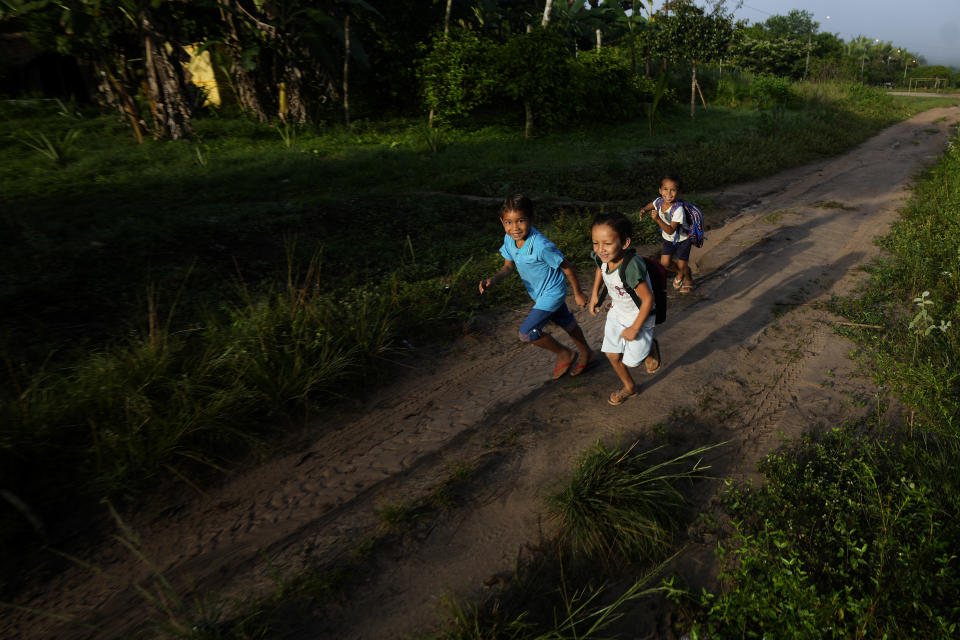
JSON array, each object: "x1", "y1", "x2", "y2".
[{"x1": 499, "y1": 226, "x2": 568, "y2": 311}]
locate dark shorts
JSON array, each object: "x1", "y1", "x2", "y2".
[
  {"x1": 661, "y1": 237, "x2": 693, "y2": 261},
  {"x1": 519, "y1": 302, "x2": 577, "y2": 342}
]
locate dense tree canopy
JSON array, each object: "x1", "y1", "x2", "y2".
[{"x1": 0, "y1": 0, "x2": 954, "y2": 138}]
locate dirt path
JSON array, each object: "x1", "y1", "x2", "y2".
[{"x1": 6, "y1": 106, "x2": 959, "y2": 640}]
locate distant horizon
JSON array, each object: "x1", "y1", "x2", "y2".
[{"x1": 660, "y1": 0, "x2": 960, "y2": 69}]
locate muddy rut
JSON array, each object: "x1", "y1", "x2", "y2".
[{"x1": 5, "y1": 106, "x2": 959, "y2": 640}]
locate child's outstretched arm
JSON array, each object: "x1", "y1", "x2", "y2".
[
  {"x1": 620, "y1": 281, "x2": 654, "y2": 341},
  {"x1": 558, "y1": 259, "x2": 587, "y2": 309},
  {"x1": 588, "y1": 266, "x2": 603, "y2": 317},
  {"x1": 479, "y1": 260, "x2": 515, "y2": 294}
]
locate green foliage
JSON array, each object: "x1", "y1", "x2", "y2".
[
  {"x1": 655, "y1": 0, "x2": 734, "y2": 65},
  {"x1": 13, "y1": 127, "x2": 80, "y2": 165},
  {"x1": 546, "y1": 440, "x2": 715, "y2": 564},
  {"x1": 0, "y1": 82, "x2": 946, "y2": 566},
  {"x1": 729, "y1": 37, "x2": 808, "y2": 78},
  {"x1": 714, "y1": 76, "x2": 751, "y2": 108},
  {"x1": 418, "y1": 29, "x2": 497, "y2": 122},
  {"x1": 829, "y1": 125, "x2": 960, "y2": 434},
  {"x1": 496, "y1": 28, "x2": 573, "y2": 131},
  {"x1": 694, "y1": 426, "x2": 960, "y2": 638},
  {"x1": 437, "y1": 575, "x2": 661, "y2": 640},
  {"x1": 750, "y1": 75, "x2": 799, "y2": 109}
]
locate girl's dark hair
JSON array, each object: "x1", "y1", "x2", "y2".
[
  {"x1": 501, "y1": 194, "x2": 534, "y2": 218},
  {"x1": 661, "y1": 174, "x2": 681, "y2": 189},
  {"x1": 592, "y1": 212, "x2": 632, "y2": 242}
]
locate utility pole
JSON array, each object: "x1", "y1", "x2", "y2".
[{"x1": 804, "y1": 15, "x2": 828, "y2": 81}]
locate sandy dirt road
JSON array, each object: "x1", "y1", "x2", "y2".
[{"x1": 5, "y1": 106, "x2": 959, "y2": 640}]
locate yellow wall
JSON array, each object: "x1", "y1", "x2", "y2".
[{"x1": 184, "y1": 45, "x2": 221, "y2": 107}]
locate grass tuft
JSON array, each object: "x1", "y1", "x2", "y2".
[{"x1": 546, "y1": 440, "x2": 718, "y2": 564}]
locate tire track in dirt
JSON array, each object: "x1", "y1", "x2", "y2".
[{"x1": 5, "y1": 107, "x2": 959, "y2": 640}]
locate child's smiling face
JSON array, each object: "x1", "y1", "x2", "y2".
[
  {"x1": 592, "y1": 223, "x2": 630, "y2": 265},
  {"x1": 500, "y1": 209, "x2": 531, "y2": 243},
  {"x1": 659, "y1": 178, "x2": 679, "y2": 205}
]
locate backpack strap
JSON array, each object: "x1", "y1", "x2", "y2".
[{"x1": 616, "y1": 253, "x2": 649, "y2": 312}]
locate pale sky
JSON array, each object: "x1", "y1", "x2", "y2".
[{"x1": 727, "y1": 1, "x2": 960, "y2": 68}]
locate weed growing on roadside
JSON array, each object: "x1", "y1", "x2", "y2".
[
  {"x1": 546, "y1": 440, "x2": 717, "y2": 564},
  {"x1": 692, "y1": 424, "x2": 960, "y2": 638},
  {"x1": 813, "y1": 200, "x2": 857, "y2": 210}
]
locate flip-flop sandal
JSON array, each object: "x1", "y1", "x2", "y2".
[
  {"x1": 552, "y1": 355, "x2": 576, "y2": 380},
  {"x1": 569, "y1": 356, "x2": 602, "y2": 377},
  {"x1": 679, "y1": 283, "x2": 694, "y2": 294},
  {"x1": 672, "y1": 277, "x2": 683, "y2": 289},
  {"x1": 608, "y1": 389, "x2": 638, "y2": 406},
  {"x1": 645, "y1": 339, "x2": 661, "y2": 374}
]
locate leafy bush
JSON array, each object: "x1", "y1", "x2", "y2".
[
  {"x1": 495, "y1": 28, "x2": 574, "y2": 131},
  {"x1": 566, "y1": 48, "x2": 672, "y2": 123},
  {"x1": 418, "y1": 30, "x2": 497, "y2": 122},
  {"x1": 714, "y1": 76, "x2": 751, "y2": 108},
  {"x1": 750, "y1": 74, "x2": 799, "y2": 108},
  {"x1": 694, "y1": 426, "x2": 960, "y2": 638}
]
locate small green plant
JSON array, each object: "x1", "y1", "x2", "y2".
[
  {"x1": 15, "y1": 128, "x2": 81, "y2": 166},
  {"x1": 275, "y1": 122, "x2": 297, "y2": 148},
  {"x1": 761, "y1": 209, "x2": 789, "y2": 224},
  {"x1": 908, "y1": 291, "x2": 952, "y2": 337},
  {"x1": 193, "y1": 143, "x2": 209, "y2": 167},
  {"x1": 546, "y1": 440, "x2": 717, "y2": 564},
  {"x1": 419, "y1": 123, "x2": 448, "y2": 152},
  {"x1": 813, "y1": 200, "x2": 857, "y2": 210},
  {"x1": 645, "y1": 72, "x2": 670, "y2": 136}
]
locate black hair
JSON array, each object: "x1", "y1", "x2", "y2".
[
  {"x1": 500, "y1": 194, "x2": 534, "y2": 219},
  {"x1": 592, "y1": 212, "x2": 632, "y2": 243},
  {"x1": 661, "y1": 174, "x2": 682, "y2": 189}
]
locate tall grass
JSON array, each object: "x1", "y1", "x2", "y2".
[
  {"x1": 693, "y1": 108, "x2": 960, "y2": 640},
  {"x1": 829, "y1": 124, "x2": 960, "y2": 434},
  {"x1": 546, "y1": 441, "x2": 716, "y2": 564},
  {"x1": 0, "y1": 84, "x2": 952, "y2": 573},
  {"x1": 0, "y1": 248, "x2": 396, "y2": 549}
]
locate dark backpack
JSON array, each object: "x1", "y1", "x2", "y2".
[
  {"x1": 654, "y1": 197, "x2": 705, "y2": 249},
  {"x1": 593, "y1": 251, "x2": 667, "y2": 325}
]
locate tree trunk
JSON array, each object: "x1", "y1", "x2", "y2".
[
  {"x1": 541, "y1": 0, "x2": 553, "y2": 27},
  {"x1": 343, "y1": 15, "x2": 351, "y2": 127},
  {"x1": 94, "y1": 58, "x2": 145, "y2": 143},
  {"x1": 689, "y1": 61, "x2": 697, "y2": 120},
  {"x1": 281, "y1": 54, "x2": 308, "y2": 124},
  {"x1": 595, "y1": 28, "x2": 601, "y2": 50},
  {"x1": 431, "y1": 0, "x2": 454, "y2": 125},
  {"x1": 141, "y1": 13, "x2": 194, "y2": 140},
  {"x1": 217, "y1": 0, "x2": 271, "y2": 122},
  {"x1": 524, "y1": 101, "x2": 533, "y2": 138}
]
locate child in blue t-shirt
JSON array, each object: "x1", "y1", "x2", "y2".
[{"x1": 479, "y1": 195, "x2": 598, "y2": 379}]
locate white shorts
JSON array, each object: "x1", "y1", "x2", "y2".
[{"x1": 601, "y1": 314, "x2": 655, "y2": 368}]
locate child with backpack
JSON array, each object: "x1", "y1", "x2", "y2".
[
  {"x1": 641, "y1": 174, "x2": 703, "y2": 294},
  {"x1": 479, "y1": 194, "x2": 599, "y2": 379},
  {"x1": 588, "y1": 212, "x2": 661, "y2": 406}
]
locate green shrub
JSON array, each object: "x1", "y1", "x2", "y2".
[
  {"x1": 694, "y1": 426, "x2": 960, "y2": 638},
  {"x1": 750, "y1": 74, "x2": 799, "y2": 108},
  {"x1": 418, "y1": 30, "x2": 497, "y2": 122}
]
